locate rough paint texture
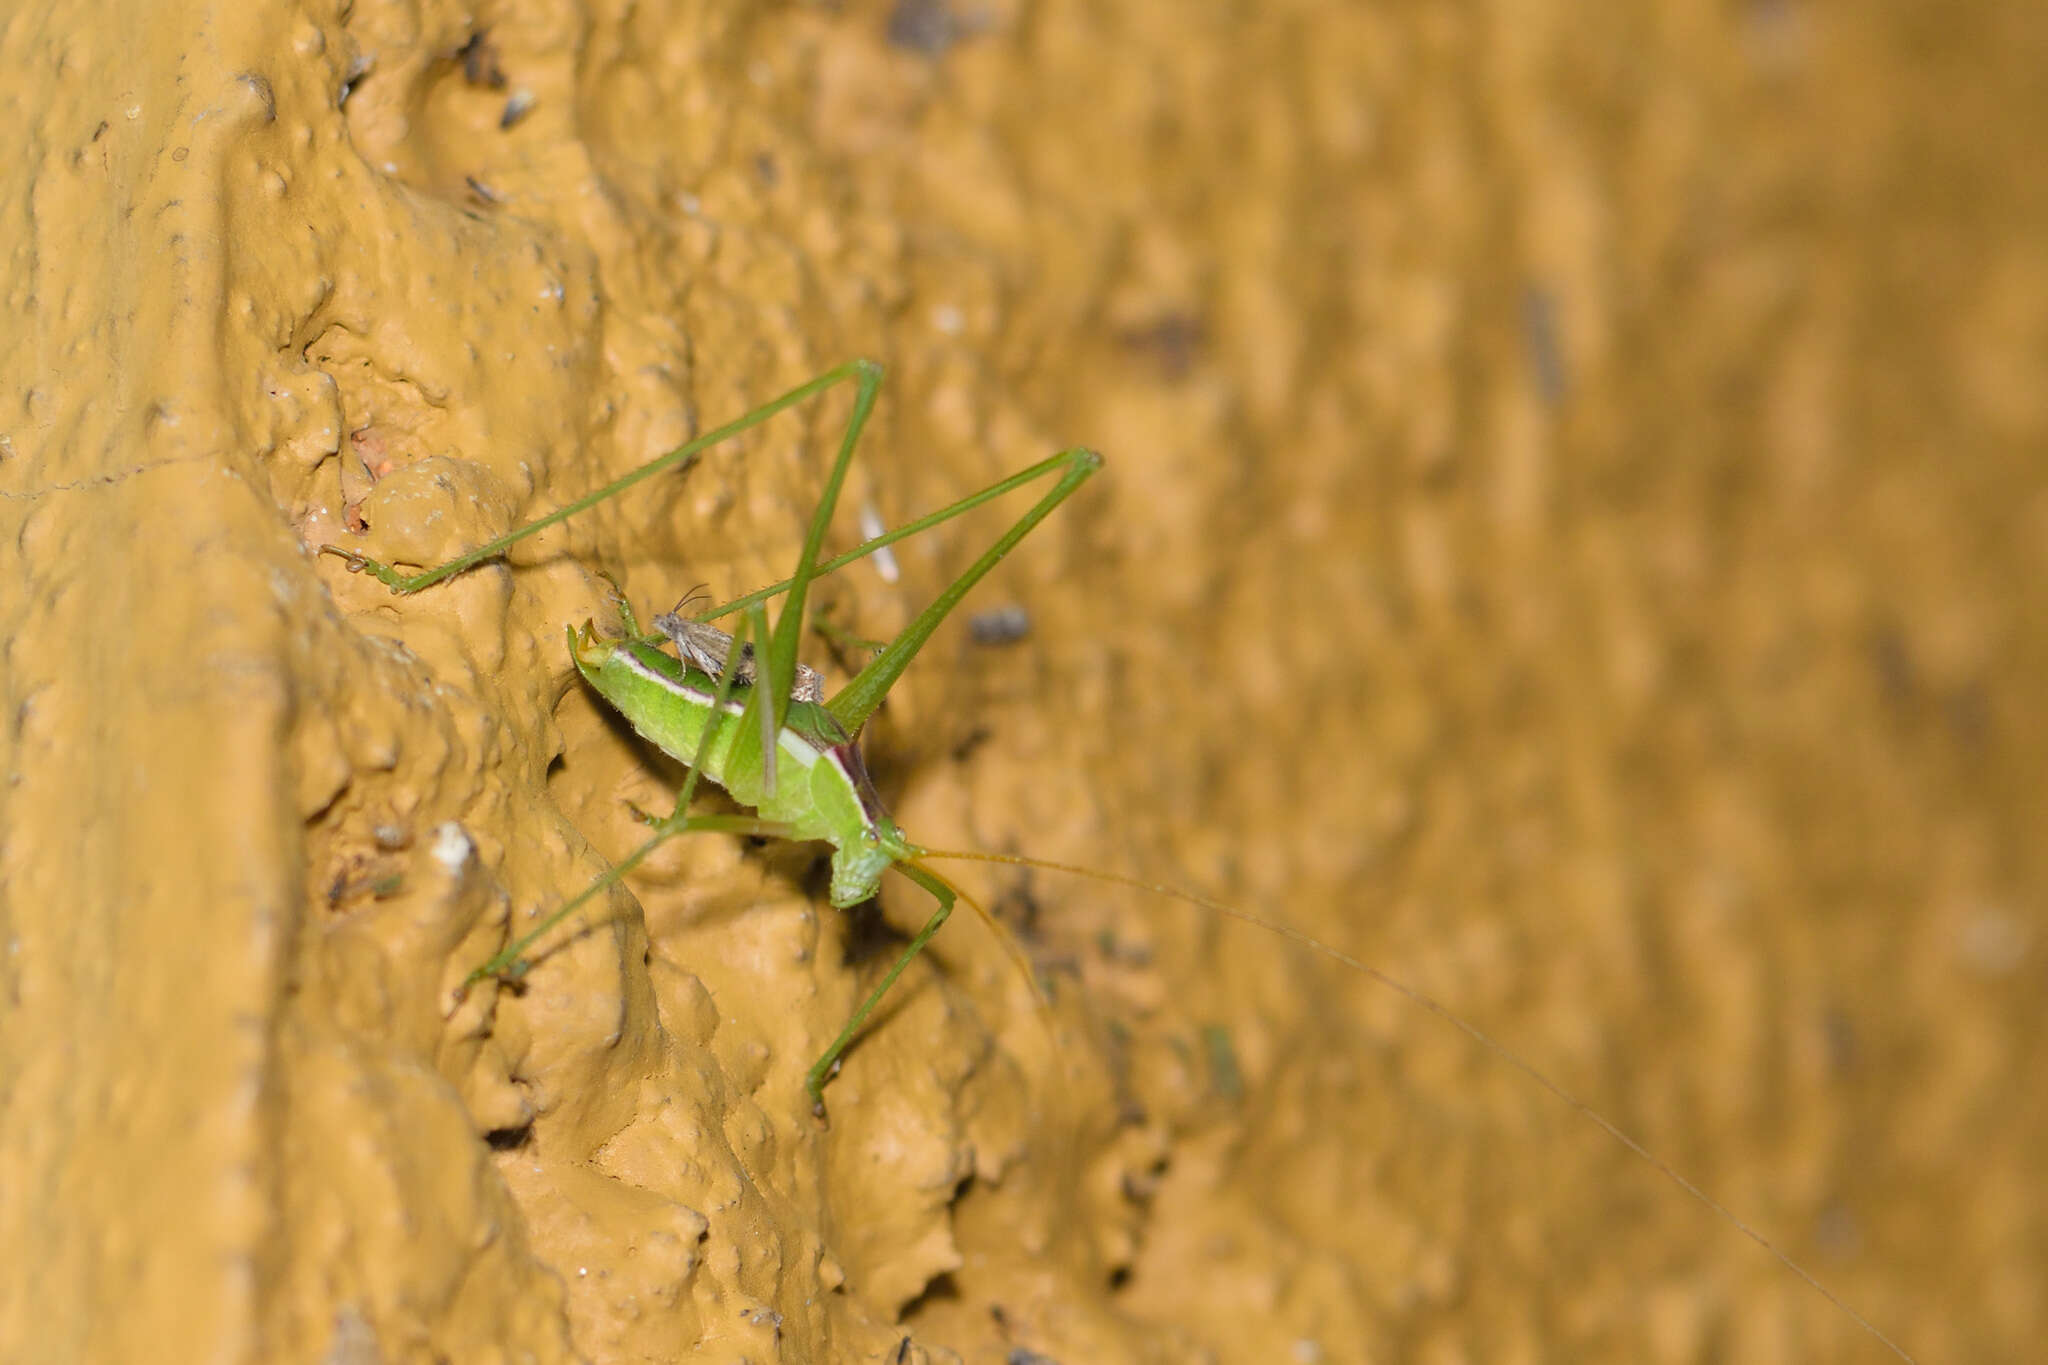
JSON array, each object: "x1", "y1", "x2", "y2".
[{"x1": 1, "y1": 2, "x2": 2041, "y2": 1363}]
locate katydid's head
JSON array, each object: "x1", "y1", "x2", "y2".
[{"x1": 827, "y1": 818, "x2": 915, "y2": 908}]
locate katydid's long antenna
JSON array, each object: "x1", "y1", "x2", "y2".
[
  {"x1": 904, "y1": 856, "x2": 1059, "y2": 1039},
  {"x1": 918, "y1": 846, "x2": 1918, "y2": 1365}
]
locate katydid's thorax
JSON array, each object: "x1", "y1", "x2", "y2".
[{"x1": 569, "y1": 626, "x2": 911, "y2": 907}]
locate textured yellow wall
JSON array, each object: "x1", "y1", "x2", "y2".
[{"x1": 2, "y1": 1, "x2": 2041, "y2": 1362}]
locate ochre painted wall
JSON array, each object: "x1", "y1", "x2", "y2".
[{"x1": 2, "y1": 2, "x2": 2041, "y2": 1362}]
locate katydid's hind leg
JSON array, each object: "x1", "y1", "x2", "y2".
[
  {"x1": 687, "y1": 447, "x2": 1102, "y2": 735},
  {"x1": 805, "y1": 865, "x2": 956, "y2": 1119},
  {"x1": 825, "y1": 448, "x2": 1100, "y2": 734},
  {"x1": 717, "y1": 352, "x2": 884, "y2": 807},
  {"x1": 697, "y1": 446, "x2": 1103, "y2": 633}
]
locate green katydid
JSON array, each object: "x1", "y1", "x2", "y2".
[
  {"x1": 321, "y1": 359, "x2": 1913, "y2": 1362},
  {"x1": 323, "y1": 359, "x2": 1095, "y2": 1115}
]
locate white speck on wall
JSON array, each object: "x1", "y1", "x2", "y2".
[
  {"x1": 432, "y1": 822, "x2": 474, "y2": 875},
  {"x1": 858, "y1": 502, "x2": 899, "y2": 583}
]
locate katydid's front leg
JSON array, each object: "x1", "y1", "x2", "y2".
[{"x1": 805, "y1": 863, "x2": 956, "y2": 1114}]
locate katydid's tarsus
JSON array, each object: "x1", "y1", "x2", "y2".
[{"x1": 321, "y1": 361, "x2": 1914, "y2": 1362}]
